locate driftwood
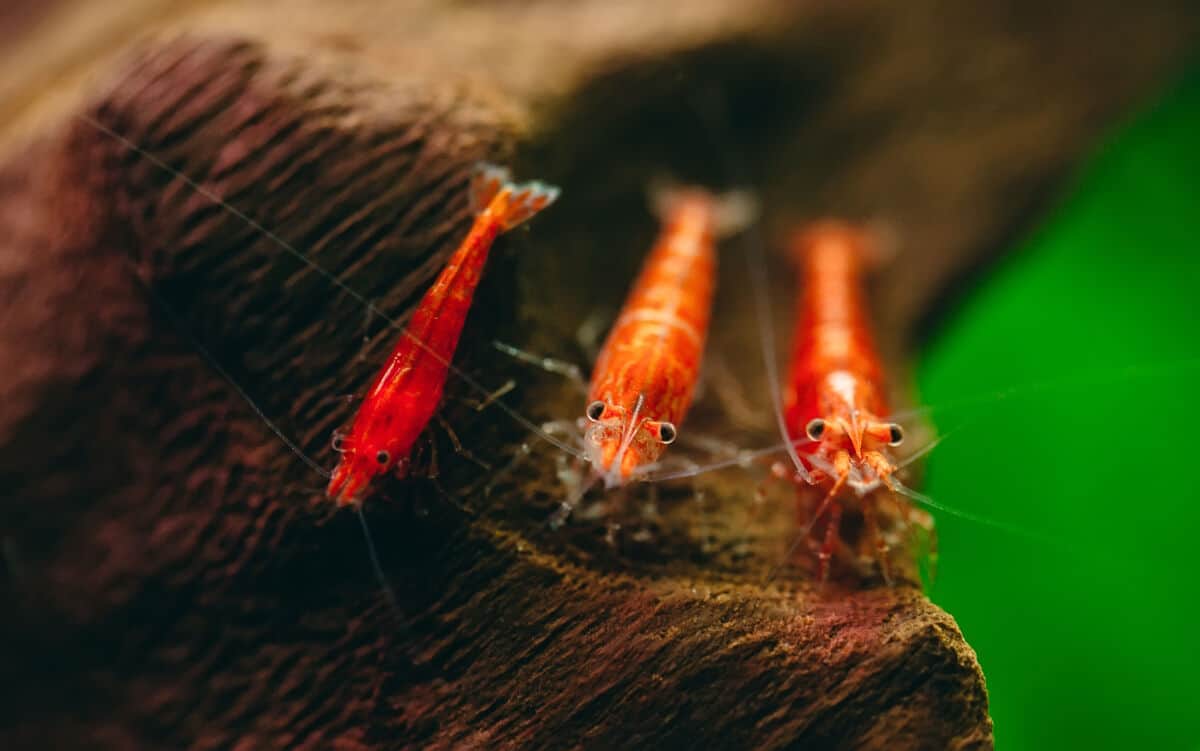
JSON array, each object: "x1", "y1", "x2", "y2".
[{"x1": 1, "y1": 1, "x2": 1198, "y2": 749}]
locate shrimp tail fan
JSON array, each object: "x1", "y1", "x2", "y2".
[
  {"x1": 789, "y1": 217, "x2": 900, "y2": 272},
  {"x1": 648, "y1": 178, "x2": 759, "y2": 238},
  {"x1": 471, "y1": 162, "x2": 561, "y2": 232}
]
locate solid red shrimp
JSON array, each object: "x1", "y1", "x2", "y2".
[
  {"x1": 326, "y1": 164, "x2": 559, "y2": 506},
  {"x1": 581, "y1": 188, "x2": 730, "y2": 488},
  {"x1": 781, "y1": 220, "x2": 915, "y2": 581}
]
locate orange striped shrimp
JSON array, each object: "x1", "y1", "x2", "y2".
[
  {"x1": 582, "y1": 189, "x2": 716, "y2": 486},
  {"x1": 327, "y1": 165, "x2": 559, "y2": 506},
  {"x1": 579, "y1": 187, "x2": 756, "y2": 490}
]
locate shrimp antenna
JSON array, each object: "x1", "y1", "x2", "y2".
[
  {"x1": 893, "y1": 426, "x2": 959, "y2": 471},
  {"x1": 635, "y1": 436, "x2": 815, "y2": 483},
  {"x1": 142, "y1": 268, "x2": 406, "y2": 618},
  {"x1": 676, "y1": 91, "x2": 812, "y2": 484},
  {"x1": 887, "y1": 357, "x2": 1200, "y2": 424},
  {"x1": 135, "y1": 269, "x2": 330, "y2": 479},
  {"x1": 635, "y1": 451, "x2": 760, "y2": 483},
  {"x1": 355, "y1": 505, "x2": 403, "y2": 619},
  {"x1": 743, "y1": 218, "x2": 812, "y2": 484},
  {"x1": 77, "y1": 114, "x2": 588, "y2": 463},
  {"x1": 889, "y1": 480, "x2": 1066, "y2": 552}
]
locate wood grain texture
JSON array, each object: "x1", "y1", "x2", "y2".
[{"x1": 1, "y1": 1, "x2": 1198, "y2": 749}]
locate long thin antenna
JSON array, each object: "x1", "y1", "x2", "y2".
[
  {"x1": 893, "y1": 429, "x2": 956, "y2": 471},
  {"x1": 77, "y1": 113, "x2": 587, "y2": 462},
  {"x1": 886, "y1": 357, "x2": 1200, "y2": 424},
  {"x1": 679, "y1": 93, "x2": 812, "y2": 484},
  {"x1": 355, "y1": 505, "x2": 402, "y2": 618},
  {"x1": 138, "y1": 273, "x2": 330, "y2": 478},
  {"x1": 636, "y1": 437, "x2": 813, "y2": 482},
  {"x1": 743, "y1": 227, "x2": 812, "y2": 483},
  {"x1": 142, "y1": 267, "x2": 409, "y2": 617},
  {"x1": 891, "y1": 480, "x2": 1065, "y2": 552}
]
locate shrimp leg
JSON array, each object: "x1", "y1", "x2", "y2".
[
  {"x1": 462, "y1": 379, "x2": 517, "y2": 412},
  {"x1": 434, "y1": 414, "x2": 491, "y2": 471},
  {"x1": 817, "y1": 501, "x2": 844, "y2": 584},
  {"x1": 814, "y1": 449, "x2": 851, "y2": 582},
  {"x1": 862, "y1": 450, "x2": 896, "y2": 491},
  {"x1": 862, "y1": 499, "x2": 893, "y2": 585},
  {"x1": 493, "y1": 340, "x2": 587, "y2": 390}
]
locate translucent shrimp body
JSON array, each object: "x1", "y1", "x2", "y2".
[
  {"x1": 327, "y1": 165, "x2": 560, "y2": 506},
  {"x1": 584, "y1": 189, "x2": 720, "y2": 488}
]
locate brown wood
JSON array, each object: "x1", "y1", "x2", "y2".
[{"x1": 1, "y1": 2, "x2": 1198, "y2": 748}]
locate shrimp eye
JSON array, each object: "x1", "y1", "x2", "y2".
[
  {"x1": 805, "y1": 418, "x2": 826, "y2": 441},
  {"x1": 887, "y1": 423, "x2": 904, "y2": 446},
  {"x1": 376, "y1": 450, "x2": 390, "y2": 466},
  {"x1": 586, "y1": 400, "x2": 607, "y2": 422},
  {"x1": 657, "y1": 421, "x2": 677, "y2": 445}
]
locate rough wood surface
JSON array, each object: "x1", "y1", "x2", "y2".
[{"x1": 1, "y1": 2, "x2": 1198, "y2": 749}]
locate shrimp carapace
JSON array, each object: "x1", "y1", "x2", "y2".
[
  {"x1": 326, "y1": 164, "x2": 560, "y2": 506},
  {"x1": 782, "y1": 220, "x2": 913, "y2": 581},
  {"x1": 585, "y1": 187, "x2": 750, "y2": 488}
]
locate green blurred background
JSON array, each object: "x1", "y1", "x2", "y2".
[{"x1": 919, "y1": 63, "x2": 1200, "y2": 749}]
